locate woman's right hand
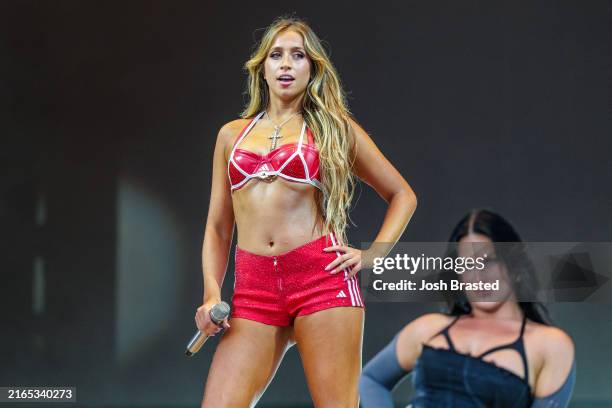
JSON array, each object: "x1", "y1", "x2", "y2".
[{"x1": 195, "y1": 300, "x2": 231, "y2": 336}]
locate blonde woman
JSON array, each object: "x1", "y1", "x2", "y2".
[{"x1": 195, "y1": 16, "x2": 417, "y2": 407}]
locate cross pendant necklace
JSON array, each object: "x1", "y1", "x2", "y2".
[
  {"x1": 265, "y1": 110, "x2": 299, "y2": 152},
  {"x1": 269, "y1": 126, "x2": 283, "y2": 151}
]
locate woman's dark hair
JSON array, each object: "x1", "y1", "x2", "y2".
[{"x1": 442, "y1": 209, "x2": 552, "y2": 325}]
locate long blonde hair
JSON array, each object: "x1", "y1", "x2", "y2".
[{"x1": 241, "y1": 16, "x2": 355, "y2": 244}]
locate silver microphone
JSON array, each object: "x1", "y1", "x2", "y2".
[{"x1": 185, "y1": 301, "x2": 230, "y2": 357}]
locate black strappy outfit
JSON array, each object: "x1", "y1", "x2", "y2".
[{"x1": 411, "y1": 315, "x2": 533, "y2": 407}]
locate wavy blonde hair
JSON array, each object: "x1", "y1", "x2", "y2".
[{"x1": 241, "y1": 16, "x2": 356, "y2": 244}]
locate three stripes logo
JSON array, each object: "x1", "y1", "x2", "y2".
[{"x1": 328, "y1": 233, "x2": 364, "y2": 307}]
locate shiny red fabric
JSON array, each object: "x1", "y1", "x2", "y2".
[
  {"x1": 228, "y1": 116, "x2": 321, "y2": 191},
  {"x1": 231, "y1": 233, "x2": 364, "y2": 326}
]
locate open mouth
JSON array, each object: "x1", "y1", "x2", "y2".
[{"x1": 277, "y1": 75, "x2": 295, "y2": 85}]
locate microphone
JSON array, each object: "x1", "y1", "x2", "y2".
[{"x1": 185, "y1": 301, "x2": 230, "y2": 357}]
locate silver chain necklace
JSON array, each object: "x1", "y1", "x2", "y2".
[{"x1": 265, "y1": 110, "x2": 300, "y2": 151}]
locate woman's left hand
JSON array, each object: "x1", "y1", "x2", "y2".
[{"x1": 323, "y1": 245, "x2": 362, "y2": 279}]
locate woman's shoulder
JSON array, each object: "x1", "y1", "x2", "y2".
[
  {"x1": 526, "y1": 320, "x2": 575, "y2": 380},
  {"x1": 215, "y1": 119, "x2": 252, "y2": 155},
  {"x1": 527, "y1": 322, "x2": 576, "y2": 397},
  {"x1": 398, "y1": 313, "x2": 455, "y2": 343},
  {"x1": 527, "y1": 321, "x2": 575, "y2": 355},
  {"x1": 394, "y1": 313, "x2": 455, "y2": 368},
  {"x1": 218, "y1": 118, "x2": 251, "y2": 141}
]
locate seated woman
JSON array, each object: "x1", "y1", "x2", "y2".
[{"x1": 359, "y1": 209, "x2": 576, "y2": 408}]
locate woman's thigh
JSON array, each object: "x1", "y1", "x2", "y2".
[
  {"x1": 294, "y1": 307, "x2": 364, "y2": 408},
  {"x1": 201, "y1": 318, "x2": 293, "y2": 408}
]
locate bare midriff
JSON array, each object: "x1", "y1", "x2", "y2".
[{"x1": 232, "y1": 177, "x2": 325, "y2": 256}]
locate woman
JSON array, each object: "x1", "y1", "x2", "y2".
[
  {"x1": 195, "y1": 16, "x2": 417, "y2": 407},
  {"x1": 360, "y1": 209, "x2": 576, "y2": 407}
]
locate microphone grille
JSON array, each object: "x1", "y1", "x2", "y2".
[{"x1": 210, "y1": 301, "x2": 231, "y2": 324}]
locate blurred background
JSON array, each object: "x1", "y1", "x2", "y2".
[{"x1": 2, "y1": 0, "x2": 611, "y2": 406}]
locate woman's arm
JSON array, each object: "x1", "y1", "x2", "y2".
[
  {"x1": 350, "y1": 118, "x2": 417, "y2": 254},
  {"x1": 359, "y1": 314, "x2": 450, "y2": 407},
  {"x1": 531, "y1": 327, "x2": 576, "y2": 408},
  {"x1": 531, "y1": 360, "x2": 576, "y2": 408},
  {"x1": 195, "y1": 123, "x2": 238, "y2": 335},
  {"x1": 359, "y1": 335, "x2": 406, "y2": 408},
  {"x1": 324, "y1": 118, "x2": 417, "y2": 274}
]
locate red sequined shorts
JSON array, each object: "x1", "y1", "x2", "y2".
[{"x1": 231, "y1": 233, "x2": 364, "y2": 326}]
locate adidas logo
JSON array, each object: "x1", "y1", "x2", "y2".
[
  {"x1": 336, "y1": 290, "x2": 347, "y2": 298},
  {"x1": 258, "y1": 163, "x2": 270, "y2": 172}
]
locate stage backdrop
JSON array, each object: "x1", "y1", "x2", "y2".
[{"x1": 2, "y1": 0, "x2": 611, "y2": 407}]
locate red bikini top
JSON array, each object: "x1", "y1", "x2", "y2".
[{"x1": 227, "y1": 111, "x2": 321, "y2": 191}]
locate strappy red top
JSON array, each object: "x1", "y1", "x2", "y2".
[{"x1": 227, "y1": 111, "x2": 321, "y2": 191}]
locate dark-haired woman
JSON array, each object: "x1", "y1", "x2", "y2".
[{"x1": 359, "y1": 209, "x2": 576, "y2": 407}]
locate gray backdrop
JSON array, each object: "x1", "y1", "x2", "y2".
[{"x1": 2, "y1": 0, "x2": 611, "y2": 407}]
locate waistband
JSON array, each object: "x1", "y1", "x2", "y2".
[{"x1": 235, "y1": 232, "x2": 341, "y2": 259}]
